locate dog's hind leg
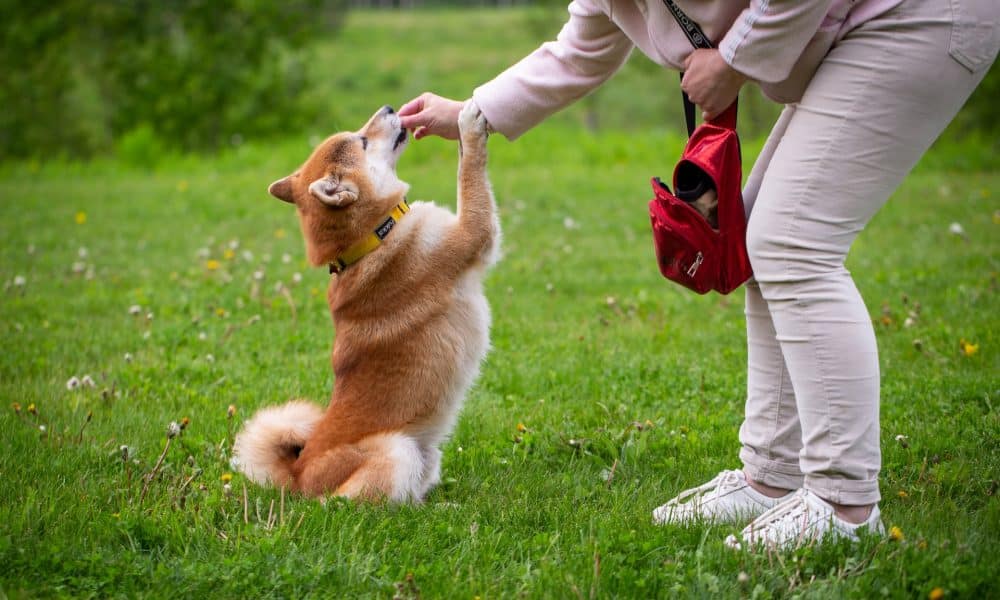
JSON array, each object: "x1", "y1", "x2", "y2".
[
  {"x1": 339, "y1": 433, "x2": 424, "y2": 502},
  {"x1": 416, "y1": 445, "x2": 442, "y2": 500}
]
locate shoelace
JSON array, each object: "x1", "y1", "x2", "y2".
[
  {"x1": 743, "y1": 490, "x2": 815, "y2": 545},
  {"x1": 668, "y1": 469, "x2": 744, "y2": 506}
]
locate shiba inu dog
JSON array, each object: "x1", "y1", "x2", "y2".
[{"x1": 233, "y1": 101, "x2": 499, "y2": 502}]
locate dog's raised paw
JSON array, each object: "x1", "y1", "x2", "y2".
[{"x1": 458, "y1": 99, "x2": 488, "y2": 142}]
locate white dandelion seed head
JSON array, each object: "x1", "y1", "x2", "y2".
[
  {"x1": 282, "y1": 253, "x2": 292, "y2": 264},
  {"x1": 563, "y1": 216, "x2": 579, "y2": 230},
  {"x1": 145, "y1": 312, "x2": 154, "y2": 321},
  {"x1": 167, "y1": 421, "x2": 182, "y2": 438},
  {"x1": 78, "y1": 247, "x2": 88, "y2": 258},
  {"x1": 72, "y1": 261, "x2": 86, "y2": 274},
  {"x1": 124, "y1": 352, "x2": 133, "y2": 363},
  {"x1": 27, "y1": 244, "x2": 36, "y2": 255},
  {"x1": 142, "y1": 331, "x2": 151, "y2": 339},
  {"x1": 198, "y1": 331, "x2": 207, "y2": 341},
  {"x1": 292, "y1": 272, "x2": 302, "y2": 284},
  {"x1": 253, "y1": 270, "x2": 265, "y2": 281},
  {"x1": 274, "y1": 281, "x2": 284, "y2": 293},
  {"x1": 241, "y1": 250, "x2": 254, "y2": 262},
  {"x1": 223, "y1": 482, "x2": 233, "y2": 497},
  {"x1": 205, "y1": 354, "x2": 215, "y2": 363},
  {"x1": 66, "y1": 376, "x2": 81, "y2": 390},
  {"x1": 737, "y1": 572, "x2": 750, "y2": 584},
  {"x1": 228, "y1": 239, "x2": 240, "y2": 250},
  {"x1": 196, "y1": 247, "x2": 210, "y2": 259},
  {"x1": 81, "y1": 374, "x2": 96, "y2": 388},
  {"x1": 13, "y1": 275, "x2": 26, "y2": 287},
  {"x1": 38, "y1": 424, "x2": 47, "y2": 432},
  {"x1": 948, "y1": 222, "x2": 964, "y2": 236},
  {"x1": 545, "y1": 282, "x2": 554, "y2": 292},
  {"x1": 129, "y1": 304, "x2": 141, "y2": 316},
  {"x1": 895, "y1": 434, "x2": 908, "y2": 442}
]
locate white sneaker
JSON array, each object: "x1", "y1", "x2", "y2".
[
  {"x1": 724, "y1": 489, "x2": 886, "y2": 550},
  {"x1": 652, "y1": 469, "x2": 794, "y2": 525}
]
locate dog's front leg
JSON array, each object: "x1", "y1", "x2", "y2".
[{"x1": 448, "y1": 100, "x2": 499, "y2": 265}]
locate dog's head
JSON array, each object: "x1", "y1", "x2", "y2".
[{"x1": 268, "y1": 106, "x2": 410, "y2": 266}]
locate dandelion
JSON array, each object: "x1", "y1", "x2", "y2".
[
  {"x1": 38, "y1": 424, "x2": 47, "y2": 433},
  {"x1": 81, "y1": 374, "x2": 96, "y2": 388},
  {"x1": 167, "y1": 421, "x2": 182, "y2": 439},
  {"x1": 563, "y1": 216, "x2": 579, "y2": 230},
  {"x1": 889, "y1": 526, "x2": 904, "y2": 541},
  {"x1": 545, "y1": 282, "x2": 554, "y2": 293},
  {"x1": 197, "y1": 247, "x2": 210, "y2": 259},
  {"x1": 241, "y1": 250, "x2": 254, "y2": 262},
  {"x1": 960, "y1": 339, "x2": 979, "y2": 357},
  {"x1": 223, "y1": 482, "x2": 233, "y2": 497},
  {"x1": 928, "y1": 588, "x2": 944, "y2": 600},
  {"x1": 72, "y1": 261, "x2": 86, "y2": 274},
  {"x1": 177, "y1": 180, "x2": 189, "y2": 193},
  {"x1": 180, "y1": 417, "x2": 190, "y2": 430},
  {"x1": 129, "y1": 304, "x2": 142, "y2": 316},
  {"x1": 13, "y1": 275, "x2": 26, "y2": 287},
  {"x1": 28, "y1": 403, "x2": 37, "y2": 415},
  {"x1": 253, "y1": 270, "x2": 265, "y2": 281},
  {"x1": 66, "y1": 376, "x2": 81, "y2": 391},
  {"x1": 223, "y1": 248, "x2": 235, "y2": 260},
  {"x1": 275, "y1": 228, "x2": 287, "y2": 239},
  {"x1": 145, "y1": 312, "x2": 154, "y2": 322},
  {"x1": 262, "y1": 253, "x2": 272, "y2": 263},
  {"x1": 221, "y1": 472, "x2": 233, "y2": 483},
  {"x1": 228, "y1": 239, "x2": 240, "y2": 250},
  {"x1": 904, "y1": 317, "x2": 915, "y2": 328},
  {"x1": 898, "y1": 490, "x2": 909, "y2": 498},
  {"x1": 12, "y1": 402, "x2": 21, "y2": 415},
  {"x1": 282, "y1": 253, "x2": 292, "y2": 264},
  {"x1": 895, "y1": 434, "x2": 909, "y2": 449},
  {"x1": 274, "y1": 281, "x2": 284, "y2": 293},
  {"x1": 78, "y1": 247, "x2": 88, "y2": 258},
  {"x1": 227, "y1": 404, "x2": 237, "y2": 418},
  {"x1": 124, "y1": 352, "x2": 133, "y2": 363},
  {"x1": 205, "y1": 354, "x2": 215, "y2": 363},
  {"x1": 206, "y1": 259, "x2": 221, "y2": 271},
  {"x1": 948, "y1": 222, "x2": 965, "y2": 236},
  {"x1": 292, "y1": 272, "x2": 303, "y2": 284},
  {"x1": 737, "y1": 572, "x2": 750, "y2": 585},
  {"x1": 516, "y1": 422, "x2": 528, "y2": 433},
  {"x1": 198, "y1": 331, "x2": 207, "y2": 341},
  {"x1": 918, "y1": 539, "x2": 928, "y2": 550},
  {"x1": 120, "y1": 445, "x2": 131, "y2": 462},
  {"x1": 75, "y1": 211, "x2": 87, "y2": 224},
  {"x1": 215, "y1": 307, "x2": 227, "y2": 318}
]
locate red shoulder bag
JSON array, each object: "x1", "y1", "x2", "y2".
[{"x1": 649, "y1": 0, "x2": 753, "y2": 295}]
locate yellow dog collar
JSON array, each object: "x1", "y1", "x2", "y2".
[{"x1": 329, "y1": 200, "x2": 410, "y2": 274}]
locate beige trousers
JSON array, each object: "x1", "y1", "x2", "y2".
[{"x1": 738, "y1": 0, "x2": 998, "y2": 506}]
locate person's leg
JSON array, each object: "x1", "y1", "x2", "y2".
[
  {"x1": 746, "y1": 0, "x2": 995, "y2": 525},
  {"x1": 738, "y1": 106, "x2": 806, "y2": 497}
]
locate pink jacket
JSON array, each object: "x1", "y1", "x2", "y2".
[{"x1": 473, "y1": 0, "x2": 902, "y2": 140}]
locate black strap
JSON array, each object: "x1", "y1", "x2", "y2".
[
  {"x1": 660, "y1": 0, "x2": 714, "y2": 50},
  {"x1": 662, "y1": 0, "x2": 737, "y2": 136}
]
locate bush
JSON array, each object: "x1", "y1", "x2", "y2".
[{"x1": 0, "y1": 0, "x2": 346, "y2": 160}]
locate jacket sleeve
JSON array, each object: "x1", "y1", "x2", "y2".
[
  {"x1": 472, "y1": 0, "x2": 633, "y2": 140},
  {"x1": 718, "y1": 0, "x2": 835, "y2": 83}
]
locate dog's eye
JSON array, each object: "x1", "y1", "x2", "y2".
[{"x1": 360, "y1": 136, "x2": 368, "y2": 150}]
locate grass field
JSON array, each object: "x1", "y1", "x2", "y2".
[{"x1": 2, "y1": 8, "x2": 999, "y2": 599}]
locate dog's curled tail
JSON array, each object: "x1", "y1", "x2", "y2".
[{"x1": 232, "y1": 400, "x2": 324, "y2": 487}]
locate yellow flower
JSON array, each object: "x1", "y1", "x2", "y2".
[
  {"x1": 11, "y1": 402, "x2": 21, "y2": 414},
  {"x1": 960, "y1": 339, "x2": 979, "y2": 357},
  {"x1": 75, "y1": 211, "x2": 87, "y2": 224},
  {"x1": 227, "y1": 404, "x2": 237, "y2": 418},
  {"x1": 206, "y1": 259, "x2": 221, "y2": 271},
  {"x1": 928, "y1": 587, "x2": 944, "y2": 600},
  {"x1": 516, "y1": 422, "x2": 527, "y2": 433},
  {"x1": 215, "y1": 307, "x2": 227, "y2": 317},
  {"x1": 917, "y1": 539, "x2": 928, "y2": 550},
  {"x1": 898, "y1": 490, "x2": 908, "y2": 499},
  {"x1": 220, "y1": 473, "x2": 233, "y2": 483},
  {"x1": 176, "y1": 180, "x2": 189, "y2": 192},
  {"x1": 27, "y1": 403, "x2": 37, "y2": 415},
  {"x1": 274, "y1": 228, "x2": 287, "y2": 239},
  {"x1": 223, "y1": 248, "x2": 235, "y2": 260},
  {"x1": 889, "y1": 526, "x2": 904, "y2": 541}
]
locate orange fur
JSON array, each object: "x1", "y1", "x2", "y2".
[{"x1": 233, "y1": 103, "x2": 499, "y2": 502}]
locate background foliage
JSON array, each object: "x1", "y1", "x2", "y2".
[{"x1": 0, "y1": 0, "x2": 346, "y2": 161}]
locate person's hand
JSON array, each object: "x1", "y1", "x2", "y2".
[
  {"x1": 399, "y1": 93, "x2": 464, "y2": 140},
  {"x1": 681, "y1": 49, "x2": 747, "y2": 121}
]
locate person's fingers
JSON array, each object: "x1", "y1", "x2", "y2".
[
  {"x1": 413, "y1": 126, "x2": 429, "y2": 140},
  {"x1": 398, "y1": 94, "x2": 428, "y2": 117}
]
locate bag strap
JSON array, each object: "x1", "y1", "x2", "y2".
[{"x1": 661, "y1": 0, "x2": 737, "y2": 136}]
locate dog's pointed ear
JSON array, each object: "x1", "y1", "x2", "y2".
[
  {"x1": 309, "y1": 176, "x2": 358, "y2": 207},
  {"x1": 268, "y1": 175, "x2": 296, "y2": 203}
]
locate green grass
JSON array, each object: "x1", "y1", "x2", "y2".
[{"x1": 2, "y1": 8, "x2": 999, "y2": 599}]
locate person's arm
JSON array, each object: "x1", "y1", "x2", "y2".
[
  {"x1": 399, "y1": 0, "x2": 633, "y2": 141},
  {"x1": 473, "y1": 0, "x2": 633, "y2": 140},
  {"x1": 681, "y1": 0, "x2": 835, "y2": 119},
  {"x1": 718, "y1": 0, "x2": 834, "y2": 85}
]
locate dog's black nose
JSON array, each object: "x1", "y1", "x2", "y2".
[{"x1": 382, "y1": 105, "x2": 395, "y2": 115}]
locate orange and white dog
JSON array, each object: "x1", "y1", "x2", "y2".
[{"x1": 233, "y1": 101, "x2": 499, "y2": 502}]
